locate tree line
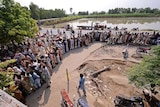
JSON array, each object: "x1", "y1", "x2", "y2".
[
  {"x1": 28, "y1": 2, "x2": 160, "y2": 18},
  {"x1": 108, "y1": 7, "x2": 160, "y2": 14},
  {"x1": 29, "y1": 2, "x2": 66, "y2": 20},
  {"x1": 77, "y1": 7, "x2": 160, "y2": 15},
  {"x1": 70, "y1": 8, "x2": 160, "y2": 16}
]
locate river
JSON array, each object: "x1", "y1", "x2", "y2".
[
  {"x1": 54, "y1": 17, "x2": 160, "y2": 30},
  {"x1": 40, "y1": 17, "x2": 160, "y2": 36}
]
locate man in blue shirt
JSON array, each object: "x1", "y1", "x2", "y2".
[{"x1": 78, "y1": 73, "x2": 86, "y2": 96}]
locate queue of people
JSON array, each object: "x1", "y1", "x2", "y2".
[{"x1": 0, "y1": 28, "x2": 95, "y2": 103}]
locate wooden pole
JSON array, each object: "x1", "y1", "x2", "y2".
[{"x1": 66, "y1": 69, "x2": 69, "y2": 93}]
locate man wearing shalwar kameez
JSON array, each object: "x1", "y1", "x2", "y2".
[{"x1": 41, "y1": 65, "x2": 51, "y2": 88}]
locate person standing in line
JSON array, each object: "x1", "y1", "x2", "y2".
[
  {"x1": 70, "y1": 38, "x2": 74, "y2": 50},
  {"x1": 78, "y1": 73, "x2": 86, "y2": 96},
  {"x1": 79, "y1": 30, "x2": 82, "y2": 37},
  {"x1": 65, "y1": 39, "x2": 69, "y2": 52},
  {"x1": 67, "y1": 39, "x2": 71, "y2": 51},
  {"x1": 44, "y1": 54, "x2": 52, "y2": 74},
  {"x1": 50, "y1": 29, "x2": 52, "y2": 35},
  {"x1": 122, "y1": 44, "x2": 129, "y2": 60},
  {"x1": 77, "y1": 36, "x2": 81, "y2": 48},
  {"x1": 73, "y1": 36, "x2": 77, "y2": 49},
  {"x1": 31, "y1": 71, "x2": 41, "y2": 89},
  {"x1": 42, "y1": 65, "x2": 51, "y2": 88}
]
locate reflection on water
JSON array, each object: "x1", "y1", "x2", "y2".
[{"x1": 56, "y1": 17, "x2": 160, "y2": 30}]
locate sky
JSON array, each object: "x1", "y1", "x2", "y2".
[{"x1": 14, "y1": 0, "x2": 160, "y2": 14}]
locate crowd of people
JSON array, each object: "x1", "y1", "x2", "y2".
[
  {"x1": 90, "y1": 26, "x2": 160, "y2": 46},
  {"x1": 105, "y1": 30, "x2": 160, "y2": 45},
  {"x1": 0, "y1": 28, "x2": 95, "y2": 103},
  {"x1": 0, "y1": 27, "x2": 159, "y2": 103}
]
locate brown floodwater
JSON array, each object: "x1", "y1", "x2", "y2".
[{"x1": 54, "y1": 17, "x2": 160, "y2": 31}]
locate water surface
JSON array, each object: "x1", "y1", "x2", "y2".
[{"x1": 55, "y1": 17, "x2": 160, "y2": 31}]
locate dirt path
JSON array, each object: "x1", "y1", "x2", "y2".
[{"x1": 26, "y1": 42, "x2": 104, "y2": 107}]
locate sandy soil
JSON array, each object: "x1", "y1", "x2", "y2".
[
  {"x1": 77, "y1": 59, "x2": 141, "y2": 107},
  {"x1": 26, "y1": 42, "x2": 157, "y2": 107}
]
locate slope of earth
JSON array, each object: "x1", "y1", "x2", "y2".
[
  {"x1": 76, "y1": 45, "x2": 159, "y2": 107},
  {"x1": 76, "y1": 59, "x2": 143, "y2": 106}
]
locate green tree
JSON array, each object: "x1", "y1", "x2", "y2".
[
  {"x1": 29, "y1": 2, "x2": 40, "y2": 20},
  {"x1": 29, "y1": 2, "x2": 66, "y2": 19},
  {"x1": 99, "y1": 11, "x2": 106, "y2": 14},
  {"x1": 152, "y1": 8, "x2": 160, "y2": 15},
  {"x1": 126, "y1": 8, "x2": 131, "y2": 13},
  {"x1": 0, "y1": 0, "x2": 38, "y2": 45},
  {"x1": 145, "y1": 7, "x2": 151, "y2": 13},
  {"x1": 132, "y1": 8, "x2": 137, "y2": 13},
  {"x1": 70, "y1": 7, "x2": 73, "y2": 14},
  {"x1": 38, "y1": 7, "x2": 66, "y2": 19},
  {"x1": 129, "y1": 46, "x2": 160, "y2": 87}
]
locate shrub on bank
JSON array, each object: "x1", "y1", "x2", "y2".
[
  {"x1": 0, "y1": 59, "x2": 17, "y2": 96},
  {"x1": 0, "y1": 59, "x2": 17, "y2": 69}
]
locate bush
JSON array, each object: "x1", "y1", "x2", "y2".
[
  {"x1": 0, "y1": 59, "x2": 17, "y2": 68},
  {"x1": 128, "y1": 46, "x2": 160, "y2": 87}
]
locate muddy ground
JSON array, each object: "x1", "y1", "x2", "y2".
[{"x1": 76, "y1": 45, "x2": 159, "y2": 107}]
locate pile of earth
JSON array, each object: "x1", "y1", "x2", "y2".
[{"x1": 76, "y1": 59, "x2": 157, "y2": 107}]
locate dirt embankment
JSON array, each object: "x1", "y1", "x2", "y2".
[
  {"x1": 76, "y1": 45, "x2": 158, "y2": 107},
  {"x1": 77, "y1": 59, "x2": 142, "y2": 106}
]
